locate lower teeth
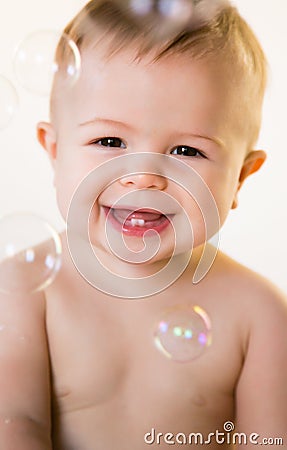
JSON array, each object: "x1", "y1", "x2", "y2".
[{"x1": 130, "y1": 218, "x2": 145, "y2": 227}]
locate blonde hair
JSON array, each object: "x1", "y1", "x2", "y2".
[{"x1": 54, "y1": 0, "x2": 268, "y2": 145}]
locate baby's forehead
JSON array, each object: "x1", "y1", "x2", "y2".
[
  {"x1": 52, "y1": 44, "x2": 251, "y2": 145},
  {"x1": 68, "y1": 45, "x2": 245, "y2": 114},
  {"x1": 56, "y1": 45, "x2": 216, "y2": 103},
  {"x1": 52, "y1": 44, "x2": 247, "y2": 125},
  {"x1": 76, "y1": 42, "x2": 232, "y2": 84}
]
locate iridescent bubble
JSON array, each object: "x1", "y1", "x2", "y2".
[
  {"x1": 0, "y1": 75, "x2": 19, "y2": 130},
  {"x1": 0, "y1": 213, "x2": 62, "y2": 294},
  {"x1": 154, "y1": 305, "x2": 211, "y2": 362},
  {"x1": 13, "y1": 30, "x2": 81, "y2": 96}
]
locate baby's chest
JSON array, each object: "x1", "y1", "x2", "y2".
[{"x1": 47, "y1": 297, "x2": 240, "y2": 420}]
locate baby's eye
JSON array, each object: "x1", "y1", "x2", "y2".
[
  {"x1": 170, "y1": 146, "x2": 206, "y2": 158},
  {"x1": 92, "y1": 137, "x2": 126, "y2": 148}
]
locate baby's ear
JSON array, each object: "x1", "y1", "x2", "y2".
[
  {"x1": 232, "y1": 150, "x2": 266, "y2": 209},
  {"x1": 37, "y1": 122, "x2": 57, "y2": 167}
]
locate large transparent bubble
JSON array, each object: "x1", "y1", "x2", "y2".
[
  {"x1": 0, "y1": 213, "x2": 62, "y2": 294},
  {"x1": 13, "y1": 30, "x2": 81, "y2": 96},
  {"x1": 0, "y1": 75, "x2": 19, "y2": 130},
  {"x1": 154, "y1": 305, "x2": 212, "y2": 362}
]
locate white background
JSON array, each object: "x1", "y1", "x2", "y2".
[{"x1": 0, "y1": 0, "x2": 286, "y2": 293}]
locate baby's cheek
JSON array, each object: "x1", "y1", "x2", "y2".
[
  {"x1": 179, "y1": 199, "x2": 207, "y2": 248},
  {"x1": 55, "y1": 188, "x2": 71, "y2": 222},
  {"x1": 54, "y1": 176, "x2": 79, "y2": 221},
  {"x1": 211, "y1": 182, "x2": 237, "y2": 225}
]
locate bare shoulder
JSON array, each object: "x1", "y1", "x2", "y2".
[
  {"x1": 214, "y1": 247, "x2": 287, "y2": 340},
  {"x1": 210, "y1": 251, "x2": 287, "y2": 437},
  {"x1": 211, "y1": 248, "x2": 287, "y2": 310},
  {"x1": 204, "y1": 249, "x2": 287, "y2": 438}
]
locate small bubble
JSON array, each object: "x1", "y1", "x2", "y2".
[
  {"x1": 0, "y1": 75, "x2": 19, "y2": 130},
  {"x1": 154, "y1": 305, "x2": 212, "y2": 362},
  {"x1": 0, "y1": 213, "x2": 62, "y2": 294}
]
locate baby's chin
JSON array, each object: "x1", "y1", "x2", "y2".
[{"x1": 88, "y1": 227, "x2": 206, "y2": 266}]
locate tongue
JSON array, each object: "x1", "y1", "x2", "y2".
[{"x1": 113, "y1": 209, "x2": 162, "y2": 222}]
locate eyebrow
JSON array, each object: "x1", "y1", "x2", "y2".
[
  {"x1": 79, "y1": 117, "x2": 134, "y2": 131},
  {"x1": 79, "y1": 117, "x2": 225, "y2": 149},
  {"x1": 188, "y1": 133, "x2": 225, "y2": 149}
]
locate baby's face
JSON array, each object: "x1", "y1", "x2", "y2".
[{"x1": 42, "y1": 46, "x2": 261, "y2": 265}]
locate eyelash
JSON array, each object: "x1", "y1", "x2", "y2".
[
  {"x1": 90, "y1": 137, "x2": 126, "y2": 149},
  {"x1": 90, "y1": 137, "x2": 206, "y2": 158},
  {"x1": 170, "y1": 146, "x2": 206, "y2": 159}
]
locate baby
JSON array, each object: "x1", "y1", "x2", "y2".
[{"x1": 1, "y1": 0, "x2": 287, "y2": 449}]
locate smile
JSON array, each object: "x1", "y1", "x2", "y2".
[{"x1": 103, "y1": 206, "x2": 173, "y2": 237}]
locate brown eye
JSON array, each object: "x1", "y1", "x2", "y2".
[
  {"x1": 94, "y1": 137, "x2": 126, "y2": 148},
  {"x1": 171, "y1": 146, "x2": 205, "y2": 158}
]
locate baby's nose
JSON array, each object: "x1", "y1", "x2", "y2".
[{"x1": 119, "y1": 173, "x2": 167, "y2": 190}]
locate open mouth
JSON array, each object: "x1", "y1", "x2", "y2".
[{"x1": 103, "y1": 206, "x2": 173, "y2": 236}]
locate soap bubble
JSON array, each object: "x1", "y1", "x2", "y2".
[
  {"x1": 154, "y1": 305, "x2": 211, "y2": 362},
  {"x1": 127, "y1": 0, "x2": 194, "y2": 39},
  {"x1": 0, "y1": 213, "x2": 62, "y2": 294},
  {"x1": 0, "y1": 75, "x2": 19, "y2": 129},
  {"x1": 130, "y1": 0, "x2": 193, "y2": 21},
  {"x1": 13, "y1": 30, "x2": 81, "y2": 96},
  {"x1": 114, "y1": 0, "x2": 229, "y2": 41}
]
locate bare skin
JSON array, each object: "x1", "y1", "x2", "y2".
[
  {"x1": 48, "y1": 236, "x2": 238, "y2": 449},
  {"x1": 0, "y1": 232, "x2": 287, "y2": 449},
  {"x1": 46, "y1": 235, "x2": 286, "y2": 450},
  {"x1": 0, "y1": 46, "x2": 286, "y2": 450}
]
